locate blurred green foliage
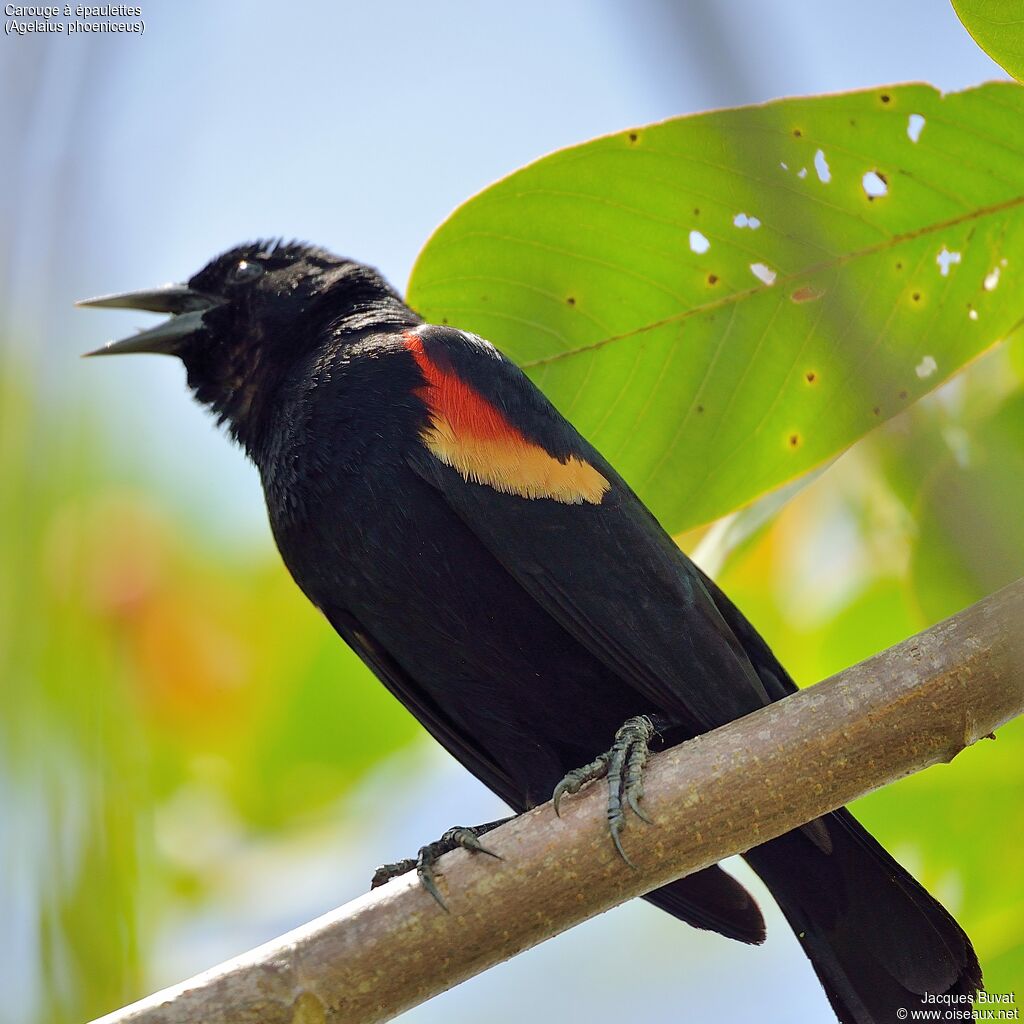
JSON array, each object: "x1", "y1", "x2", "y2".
[{"x1": 0, "y1": 357, "x2": 420, "y2": 1021}]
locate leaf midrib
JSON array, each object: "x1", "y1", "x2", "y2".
[{"x1": 513, "y1": 191, "x2": 1024, "y2": 369}]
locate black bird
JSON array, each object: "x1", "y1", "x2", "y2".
[{"x1": 81, "y1": 240, "x2": 981, "y2": 1022}]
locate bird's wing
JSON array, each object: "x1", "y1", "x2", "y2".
[
  {"x1": 692, "y1": 564, "x2": 800, "y2": 701},
  {"x1": 326, "y1": 605, "x2": 525, "y2": 809},
  {"x1": 402, "y1": 325, "x2": 773, "y2": 734}
]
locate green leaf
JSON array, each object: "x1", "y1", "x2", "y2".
[
  {"x1": 409, "y1": 83, "x2": 1024, "y2": 532},
  {"x1": 951, "y1": 0, "x2": 1024, "y2": 82}
]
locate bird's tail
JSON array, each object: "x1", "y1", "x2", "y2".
[{"x1": 744, "y1": 808, "x2": 981, "y2": 1024}]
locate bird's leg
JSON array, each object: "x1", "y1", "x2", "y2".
[
  {"x1": 370, "y1": 816, "x2": 511, "y2": 910},
  {"x1": 553, "y1": 714, "x2": 669, "y2": 866}
]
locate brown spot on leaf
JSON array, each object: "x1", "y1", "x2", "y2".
[
  {"x1": 707, "y1": 273, "x2": 718, "y2": 285},
  {"x1": 805, "y1": 371, "x2": 817, "y2": 383},
  {"x1": 566, "y1": 296, "x2": 576, "y2": 306},
  {"x1": 791, "y1": 285, "x2": 823, "y2": 303},
  {"x1": 788, "y1": 433, "x2": 801, "y2": 448}
]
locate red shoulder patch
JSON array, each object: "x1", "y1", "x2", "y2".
[{"x1": 404, "y1": 332, "x2": 609, "y2": 505}]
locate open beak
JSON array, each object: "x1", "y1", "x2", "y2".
[{"x1": 77, "y1": 283, "x2": 223, "y2": 357}]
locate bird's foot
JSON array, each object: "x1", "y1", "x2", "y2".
[
  {"x1": 552, "y1": 714, "x2": 658, "y2": 866},
  {"x1": 370, "y1": 817, "x2": 510, "y2": 910}
]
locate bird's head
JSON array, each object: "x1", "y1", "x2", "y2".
[{"x1": 79, "y1": 239, "x2": 415, "y2": 447}]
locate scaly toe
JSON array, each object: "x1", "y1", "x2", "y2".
[
  {"x1": 552, "y1": 753, "x2": 610, "y2": 816},
  {"x1": 442, "y1": 826, "x2": 504, "y2": 860},
  {"x1": 370, "y1": 858, "x2": 417, "y2": 889},
  {"x1": 623, "y1": 727, "x2": 653, "y2": 824}
]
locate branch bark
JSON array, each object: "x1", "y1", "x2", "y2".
[{"x1": 90, "y1": 579, "x2": 1024, "y2": 1024}]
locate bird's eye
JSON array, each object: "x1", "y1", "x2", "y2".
[{"x1": 232, "y1": 259, "x2": 264, "y2": 283}]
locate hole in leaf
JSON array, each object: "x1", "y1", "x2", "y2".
[
  {"x1": 780, "y1": 161, "x2": 789, "y2": 171},
  {"x1": 907, "y1": 114, "x2": 925, "y2": 142},
  {"x1": 968, "y1": 307, "x2": 979, "y2": 321},
  {"x1": 862, "y1": 170, "x2": 888, "y2": 199},
  {"x1": 984, "y1": 266, "x2": 1001, "y2": 291},
  {"x1": 936, "y1": 247, "x2": 961, "y2": 276},
  {"x1": 791, "y1": 285, "x2": 823, "y2": 303},
  {"x1": 750, "y1": 263, "x2": 777, "y2": 286},
  {"x1": 733, "y1": 212, "x2": 761, "y2": 229},
  {"x1": 797, "y1": 167, "x2": 808, "y2": 179},
  {"x1": 689, "y1": 229, "x2": 710, "y2": 254},
  {"x1": 813, "y1": 149, "x2": 831, "y2": 183},
  {"x1": 915, "y1": 355, "x2": 937, "y2": 379}
]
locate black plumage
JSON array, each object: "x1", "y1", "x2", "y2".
[{"x1": 82, "y1": 240, "x2": 981, "y2": 1023}]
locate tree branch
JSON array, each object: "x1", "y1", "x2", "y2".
[{"x1": 90, "y1": 580, "x2": 1024, "y2": 1024}]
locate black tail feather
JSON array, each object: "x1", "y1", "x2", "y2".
[
  {"x1": 645, "y1": 864, "x2": 766, "y2": 945},
  {"x1": 744, "y1": 809, "x2": 981, "y2": 1023}
]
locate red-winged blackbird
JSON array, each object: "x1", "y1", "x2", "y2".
[{"x1": 81, "y1": 240, "x2": 981, "y2": 1023}]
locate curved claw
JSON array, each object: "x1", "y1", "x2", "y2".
[
  {"x1": 416, "y1": 853, "x2": 449, "y2": 912},
  {"x1": 626, "y1": 789, "x2": 653, "y2": 825},
  {"x1": 610, "y1": 820, "x2": 635, "y2": 869},
  {"x1": 552, "y1": 778, "x2": 573, "y2": 817}
]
